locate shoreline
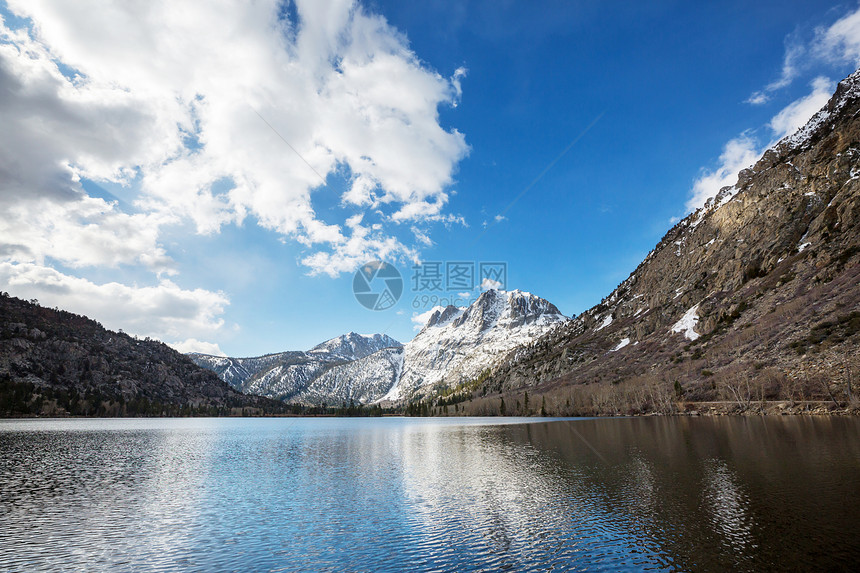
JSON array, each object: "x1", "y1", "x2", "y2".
[{"x1": 3, "y1": 401, "x2": 860, "y2": 419}]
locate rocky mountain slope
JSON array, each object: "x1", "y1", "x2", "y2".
[
  {"x1": 299, "y1": 346, "x2": 404, "y2": 405},
  {"x1": 0, "y1": 293, "x2": 283, "y2": 416},
  {"x1": 465, "y1": 69, "x2": 860, "y2": 416},
  {"x1": 189, "y1": 332, "x2": 401, "y2": 402},
  {"x1": 384, "y1": 289, "x2": 567, "y2": 401}
]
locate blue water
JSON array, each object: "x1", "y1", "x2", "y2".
[{"x1": 1, "y1": 416, "x2": 859, "y2": 571}]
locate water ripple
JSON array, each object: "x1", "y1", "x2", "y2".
[{"x1": 1, "y1": 416, "x2": 859, "y2": 571}]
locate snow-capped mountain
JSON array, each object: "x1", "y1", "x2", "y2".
[
  {"x1": 189, "y1": 332, "x2": 401, "y2": 401},
  {"x1": 295, "y1": 347, "x2": 404, "y2": 405},
  {"x1": 190, "y1": 292, "x2": 566, "y2": 405},
  {"x1": 308, "y1": 332, "x2": 401, "y2": 361},
  {"x1": 383, "y1": 289, "x2": 567, "y2": 401},
  {"x1": 186, "y1": 351, "x2": 302, "y2": 390}
]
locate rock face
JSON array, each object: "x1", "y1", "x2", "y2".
[
  {"x1": 384, "y1": 289, "x2": 567, "y2": 401},
  {"x1": 0, "y1": 294, "x2": 280, "y2": 416},
  {"x1": 479, "y1": 69, "x2": 860, "y2": 409},
  {"x1": 189, "y1": 332, "x2": 402, "y2": 403}
]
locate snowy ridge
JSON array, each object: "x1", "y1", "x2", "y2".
[
  {"x1": 193, "y1": 290, "x2": 568, "y2": 405},
  {"x1": 189, "y1": 332, "x2": 402, "y2": 400},
  {"x1": 187, "y1": 351, "x2": 303, "y2": 390},
  {"x1": 779, "y1": 69, "x2": 860, "y2": 152},
  {"x1": 309, "y1": 332, "x2": 400, "y2": 360},
  {"x1": 384, "y1": 289, "x2": 567, "y2": 401},
  {"x1": 297, "y1": 347, "x2": 404, "y2": 405}
]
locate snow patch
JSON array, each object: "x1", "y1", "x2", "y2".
[
  {"x1": 670, "y1": 304, "x2": 700, "y2": 341},
  {"x1": 595, "y1": 314, "x2": 613, "y2": 331},
  {"x1": 611, "y1": 338, "x2": 630, "y2": 352}
]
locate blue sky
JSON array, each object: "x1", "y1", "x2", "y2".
[{"x1": 2, "y1": 0, "x2": 860, "y2": 356}]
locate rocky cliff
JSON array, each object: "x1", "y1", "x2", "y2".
[{"x1": 473, "y1": 69, "x2": 860, "y2": 415}]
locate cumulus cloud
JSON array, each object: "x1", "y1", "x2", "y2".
[
  {"x1": 411, "y1": 307, "x2": 440, "y2": 331},
  {"x1": 170, "y1": 339, "x2": 226, "y2": 357},
  {"x1": 747, "y1": 5, "x2": 860, "y2": 104},
  {"x1": 0, "y1": 262, "x2": 229, "y2": 344},
  {"x1": 691, "y1": 9, "x2": 852, "y2": 214},
  {"x1": 769, "y1": 76, "x2": 835, "y2": 140},
  {"x1": 0, "y1": 17, "x2": 180, "y2": 272},
  {"x1": 1, "y1": 0, "x2": 468, "y2": 278},
  {"x1": 0, "y1": 195, "x2": 175, "y2": 272},
  {"x1": 686, "y1": 135, "x2": 760, "y2": 212},
  {"x1": 815, "y1": 6, "x2": 860, "y2": 64},
  {"x1": 480, "y1": 277, "x2": 503, "y2": 291},
  {"x1": 0, "y1": 0, "x2": 470, "y2": 347}
]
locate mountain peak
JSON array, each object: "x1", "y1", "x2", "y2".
[
  {"x1": 386, "y1": 289, "x2": 567, "y2": 401},
  {"x1": 309, "y1": 332, "x2": 401, "y2": 357}
]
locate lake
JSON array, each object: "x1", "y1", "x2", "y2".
[{"x1": 1, "y1": 416, "x2": 858, "y2": 572}]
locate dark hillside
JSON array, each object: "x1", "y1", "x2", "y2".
[{"x1": 0, "y1": 293, "x2": 284, "y2": 416}]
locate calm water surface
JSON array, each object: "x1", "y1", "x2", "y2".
[{"x1": 1, "y1": 416, "x2": 859, "y2": 572}]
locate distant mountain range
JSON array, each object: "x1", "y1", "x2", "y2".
[
  {"x1": 190, "y1": 289, "x2": 567, "y2": 405},
  {"x1": 189, "y1": 332, "x2": 402, "y2": 403}
]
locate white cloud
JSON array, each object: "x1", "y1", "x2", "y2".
[
  {"x1": 769, "y1": 76, "x2": 835, "y2": 140},
  {"x1": 451, "y1": 67, "x2": 467, "y2": 105},
  {"x1": 816, "y1": 7, "x2": 860, "y2": 64},
  {"x1": 0, "y1": 262, "x2": 229, "y2": 343},
  {"x1": 411, "y1": 307, "x2": 440, "y2": 331},
  {"x1": 0, "y1": 0, "x2": 470, "y2": 348},
  {"x1": 170, "y1": 338, "x2": 226, "y2": 357},
  {"x1": 480, "y1": 277, "x2": 503, "y2": 291},
  {"x1": 300, "y1": 214, "x2": 418, "y2": 277},
  {"x1": 481, "y1": 213, "x2": 507, "y2": 228},
  {"x1": 714, "y1": 7, "x2": 860, "y2": 213},
  {"x1": 747, "y1": 42, "x2": 806, "y2": 104},
  {"x1": 0, "y1": 195, "x2": 175, "y2": 272},
  {"x1": 747, "y1": 5, "x2": 860, "y2": 104},
  {"x1": 686, "y1": 134, "x2": 760, "y2": 212},
  {"x1": 745, "y1": 91, "x2": 770, "y2": 105},
  {"x1": 411, "y1": 226, "x2": 434, "y2": 247},
  {"x1": 1, "y1": 0, "x2": 469, "y2": 279},
  {"x1": 687, "y1": 74, "x2": 837, "y2": 213},
  {"x1": 0, "y1": 16, "x2": 180, "y2": 272}
]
